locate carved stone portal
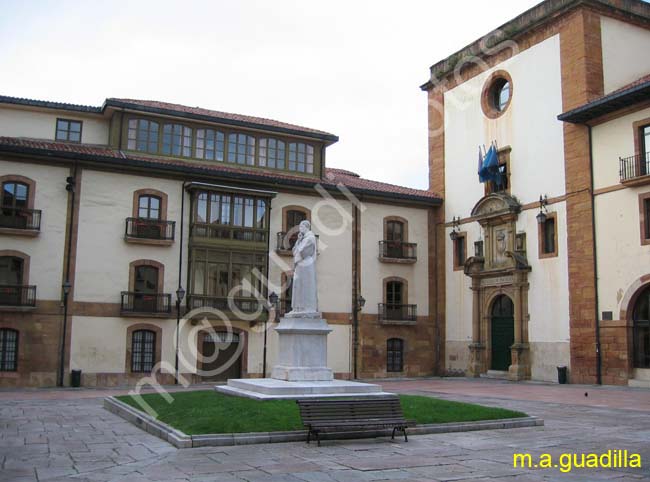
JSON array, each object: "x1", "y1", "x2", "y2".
[{"x1": 464, "y1": 193, "x2": 531, "y2": 381}]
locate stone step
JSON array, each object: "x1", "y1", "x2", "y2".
[
  {"x1": 216, "y1": 384, "x2": 394, "y2": 401},
  {"x1": 631, "y1": 368, "x2": 650, "y2": 382},
  {"x1": 482, "y1": 370, "x2": 510, "y2": 380},
  {"x1": 226, "y1": 378, "x2": 384, "y2": 396}
]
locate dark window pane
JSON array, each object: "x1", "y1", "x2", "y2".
[
  {"x1": 645, "y1": 199, "x2": 650, "y2": 241},
  {"x1": 0, "y1": 256, "x2": 23, "y2": 285},
  {"x1": 131, "y1": 330, "x2": 156, "y2": 373},
  {"x1": 0, "y1": 329, "x2": 18, "y2": 371},
  {"x1": 544, "y1": 218, "x2": 556, "y2": 254}
]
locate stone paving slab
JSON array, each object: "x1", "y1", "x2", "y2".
[{"x1": 1, "y1": 380, "x2": 649, "y2": 481}]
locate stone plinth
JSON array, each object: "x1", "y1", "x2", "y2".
[
  {"x1": 218, "y1": 312, "x2": 390, "y2": 400},
  {"x1": 271, "y1": 314, "x2": 333, "y2": 382}
]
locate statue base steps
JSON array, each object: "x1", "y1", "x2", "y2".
[{"x1": 216, "y1": 378, "x2": 390, "y2": 400}]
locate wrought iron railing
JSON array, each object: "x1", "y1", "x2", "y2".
[
  {"x1": 276, "y1": 231, "x2": 319, "y2": 252},
  {"x1": 0, "y1": 285, "x2": 36, "y2": 307},
  {"x1": 187, "y1": 295, "x2": 264, "y2": 314},
  {"x1": 620, "y1": 153, "x2": 650, "y2": 183},
  {"x1": 120, "y1": 292, "x2": 172, "y2": 315},
  {"x1": 378, "y1": 241, "x2": 417, "y2": 260},
  {"x1": 0, "y1": 207, "x2": 41, "y2": 230},
  {"x1": 378, "y1": 303, "x2": 417, "y2": 322},
  {"x1": 191, "y1": 223, "x2": 267, "y2": 243},
  {"x1": 125, "y1": 218, "x2": 175, "y2": 241}
]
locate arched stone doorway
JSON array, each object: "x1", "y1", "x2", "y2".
[
  {"x1": 632, "y1": 285, "x2": 650, "y2": 369},
  {"x1": 490, "y1": 295, "x2": 514, "y2": 371}
]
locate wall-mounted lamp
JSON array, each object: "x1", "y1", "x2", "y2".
[
  {"x1": 536, "y1": 195, "x2": 549, "y2": 224},
  {"x1": 449, "y1": 216, "x2": 461, "y2": 241}
]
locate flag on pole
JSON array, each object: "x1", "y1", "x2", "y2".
[{"x1": 478, "y1": 144, "x2": 500, "y2": 183}]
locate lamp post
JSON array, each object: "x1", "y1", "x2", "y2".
[
  {"x1": 353, "y1": 294, "x2": 365, "y2": 379},
  {"x1": 175, "y1": 286, "x2": 185, "y2": 385},
  {"x1": 57, "y1": 280, "x2": 72, "y2": 387},
  {"x1": 264, "y1": 291, "x2": 278, "y2": 378}
]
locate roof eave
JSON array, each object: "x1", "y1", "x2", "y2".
[
  {"x1": 0, "y1": 143, "x2": 439, "y2": 205},
  {"x1": 557, "y1": 83, "x2": 650, "y2": 123}
]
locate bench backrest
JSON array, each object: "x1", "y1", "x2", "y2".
[{"x1": 296, "y1": 397, "x2": 405, "y2": 424}]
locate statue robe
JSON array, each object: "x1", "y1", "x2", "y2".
[{"x1": 290, "y1": 231, "x2": 318, "y2": 314}]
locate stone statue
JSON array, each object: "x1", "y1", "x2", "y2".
[{"x1": 289, "y1": 220, "x2": 318, "y2": 314}]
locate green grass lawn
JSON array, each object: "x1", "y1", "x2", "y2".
[{"x1": 116, "y1": 391, "x2": 527, "y2": 435}]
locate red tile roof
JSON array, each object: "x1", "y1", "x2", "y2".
[
  {"x1": 106, "y1": 98, "x2": 337, "y2": 140},
  {"x1": 0, "y1": 137, "x2": 440, "y2": 203}
]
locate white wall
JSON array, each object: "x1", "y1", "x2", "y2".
[
  {"x1": 0, "y1": 106, "x2": 108, "y2": 145},
  {"x1": 75, "y1": 170, "x2": 188, "y2": 303},
  {"x1": 595, "y1": 188, "x2": 650, "y2": 316},
  {"x1": 601, "y1": 16, "x2": 650, "y2": 95},
  {"x1": 0, "y1": 159, "x2": 70, "y2": 300},
  {"x1": 359, "y1": 203, "x2": 429, "y2": 316},
  {"x1": 592, "y1": 107, "x2": 650, "y2": 190},
  {"x1": 268, "y1": 192, "x2": 353, "y2": 314},
  {"x1": 442, "y1": 34, "x2": 571, "y2": 379}
]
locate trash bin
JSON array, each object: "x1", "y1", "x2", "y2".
[
  {"x1": 557, "y1": 365, "x2": 567, "y2": 384},
  {"x1": 71, "y1": 369, "x2": 82, "y2": 388}
]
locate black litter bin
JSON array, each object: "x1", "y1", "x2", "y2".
[
  {"x1": 557, "y1": 365, "x2": 567, "y2": 384},
  {"x1": 71, "y1": 369, "x2": 82, "y2": 388}
]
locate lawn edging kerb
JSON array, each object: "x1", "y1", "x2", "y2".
[{"x1": 104, "y1": 396, "x2": 544, "y2": 449}]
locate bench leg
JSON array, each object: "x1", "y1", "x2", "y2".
[
  {"x1": 307, "y1": 429, "x2": 311, "y2": 444},
  {"x1": 315, "y1": 431, "x2": 321, "y2": 447},
  {"x1": 391, "y1": 427, "x2": 396, "y2": 440},
  {"x1": 403, "y1": 427, "x2": 408, "y2": 442}
]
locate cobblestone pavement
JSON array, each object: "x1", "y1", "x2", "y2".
[{"x1": 1, "y1": 379, "x2": 649, "y2": 481}]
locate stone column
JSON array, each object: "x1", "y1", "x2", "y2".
[
  {"x1": 468, "y1": 278, "x2": 484, "y2": 377},
  {"x1": 509, "y1": 272, "x2": 530, "y2": 381}
]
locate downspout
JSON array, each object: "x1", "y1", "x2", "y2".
[
  {"x1": 352, "y1": 204, "x2": 360, "y2": 379},
  {"x1": 588, "y1": 126, "x2": 602, "y2": 385},
  {"x1": 176, "y1": 181, "x2": 188, "y2": 384},
  {"x1": 58, "y1": 162, "x2": 77, "y2": 387},
  {"x1": 263, "y1": 203, "x2": 272, "y2": 377}
]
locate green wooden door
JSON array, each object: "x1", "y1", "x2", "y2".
[{"x1": 491, "y1": 295, "x2": 514, "y2": 371}]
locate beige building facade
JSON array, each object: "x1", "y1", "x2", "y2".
[{"x1": 0, "y1": 96, "x2": 441, "y2": 387}]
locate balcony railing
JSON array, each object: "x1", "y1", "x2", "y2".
[
  {"x1": 120, "y1": 292, "x2": 172, "y2": 315},
  {"x1": 378, "y1": 303, "x2": 417, "y2": 322},
  {"x1": 125, "y1": 218, "x2": 175, "y2": 241},
  {"x1": 0, "y1": 207, "x2": 41, "y2": 231},
  {"x1": 620, "y1": 153, "x2": 650, "y2": 183},
  {"x1": 378, "y1": 241, "x2": 417, "y2": 260},
  {"x1": 187, "y1": 295, "x2": 264, "y2": 314},
  {"x1": 276, "y1": 232, "x2": 319, "y2": 252},
  {"x1": 0, "y1": 285, "x2": 36, "y2": 307},
  {"x1": 192, "y1": 223, "x2": 267, "y2": 243}
]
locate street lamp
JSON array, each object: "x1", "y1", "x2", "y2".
[
  {"x1": 536, "y1": 195, "x2": 549, "y2": 224},
  {"x1": 263, "y1": 292, "x2": 279, "y2": 378},
  {"x1": 174, "y1": 286, "x2": 185, "y2": 385},
  {"x1": 449, "y1": 216, "x2": 461, "y2": 241}
]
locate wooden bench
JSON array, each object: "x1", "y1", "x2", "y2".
[{"x1": 296, "y1": 397, "x2": 409, "y2": 445}]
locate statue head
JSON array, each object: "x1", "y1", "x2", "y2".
[{"x1": 298, "y1": 220, "x2": 311, "y2": 234}]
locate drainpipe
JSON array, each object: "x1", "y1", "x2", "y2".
[
  {"x1": 352, "y1": 204, "x2": 360, "y2": 379},
  {"x1": 588, "y1": 126, "x2": 602, "y2": 385},
  {"x1": 176, "y1": 181, "x2": 188, "y2": 384},
  {"x1": 58, "y1": 163, "x2": 77, "y2": 387},
  {"x1": 263, "y1": 204, "x2": 272, "y2": 378}
]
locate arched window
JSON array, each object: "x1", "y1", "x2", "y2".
[
  {"x1": 285, "y1": 209, "x2": 308, "y2": 249},
  {"x1": 387, "y1": 338, "x2": 404, "y2": 372},
  {"x1": 1, "y1": 182, "x2": 28, "y2": 210},
  {"x1": 131, "y1": 329, "x2": 156, "y2": 373},
  {"x1": 633, "y1": 285, "x2": 650, "y2": 369},
  {"x1": 0, "y1": 256, "x2": 24, "y2": 306},
  {"x1": 138, "y1": 195, "x2": 161, "y2": 220},
  {"x1": 0, "y1": 329, "x2": 18, "y2": 371}
]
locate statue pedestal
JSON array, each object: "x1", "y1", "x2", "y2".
[
  {"x1": 216, "y1": 312, "x2": 391, "y2": 400},
  {"x1": 271, "y1": 313, "x2": 333, "y2": 382}
]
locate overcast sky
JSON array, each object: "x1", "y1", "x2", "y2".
[{"x1": 0, "y1": 0, "x2": 541, "y2": 190}]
